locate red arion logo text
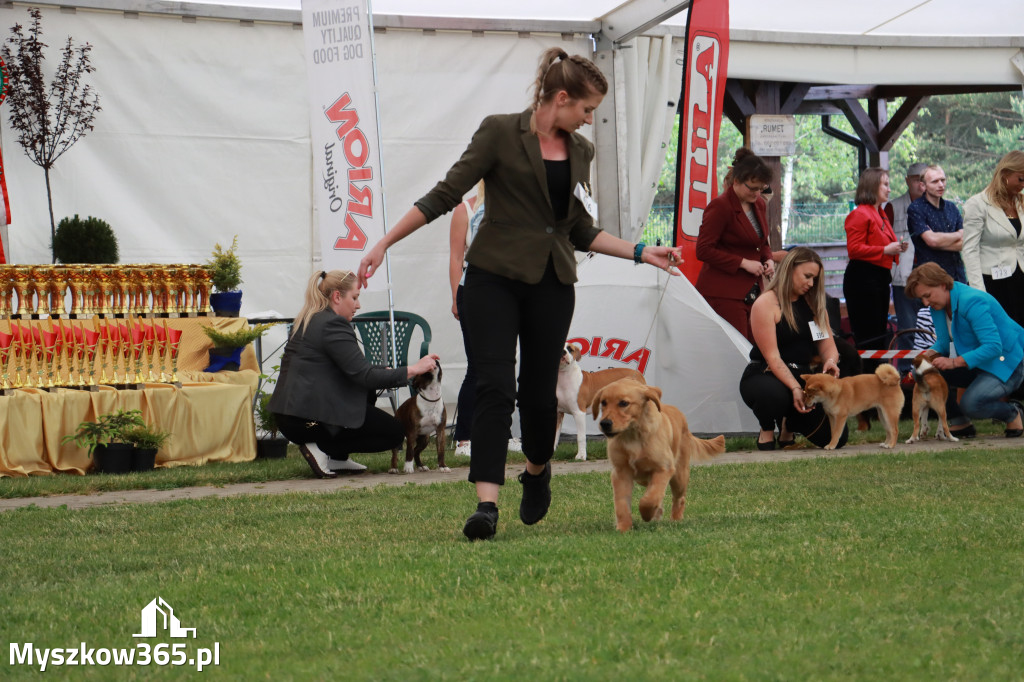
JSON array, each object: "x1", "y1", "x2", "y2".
[{"x1": 324, "y1": 92, "x2": 373, "y2": 250}]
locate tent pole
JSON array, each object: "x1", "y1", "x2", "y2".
[{"x1": 366, "y1": 0, "x2": 400, "y2": 370}]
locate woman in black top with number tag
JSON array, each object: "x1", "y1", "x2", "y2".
[
  {"x1": 358, "y1": 47, "x2": 682, "y2": 541},
  {"x1": 739, "y1": 247, "x2": 849, "y2": 450}
]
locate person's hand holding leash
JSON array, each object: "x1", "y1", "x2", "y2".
[
  {"x1": 645, "y1": 245, "x2": 685, "y2": 275},
  {"x1": 357, "y1": 242, "x2": 388, "y2": 288}
]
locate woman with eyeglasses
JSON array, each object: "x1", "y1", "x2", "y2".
[
  {"x1": 843, "y1": 167, "x2": 907, "y2": 357},
  {"x1": 696, "y1": 147, "x2": 775, "y2": 342}
]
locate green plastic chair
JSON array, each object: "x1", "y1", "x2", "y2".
[{"x1": 351, "y1": 310, "x2": 432, "y2": 411}]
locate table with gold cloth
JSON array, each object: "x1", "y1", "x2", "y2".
[{"x1": 0, "y1": 317, "x2": 263, "y2": 477}]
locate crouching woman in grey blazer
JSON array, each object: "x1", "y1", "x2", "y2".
[{"x1": 269, "y1": 270, "x2": 439, "y2": 478}]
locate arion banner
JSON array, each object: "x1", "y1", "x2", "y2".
[
  {"x1": 674, "y1": 0, "x2": 729, "y2": 284},
  {"x1": 301, "y1": 0, "x2": 386, "y2": 289}
]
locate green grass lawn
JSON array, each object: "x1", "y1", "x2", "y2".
[
  {"x1": 3, "y1": 449, "x2": 1024, "y2": 680},
  {"x1": 1, "y1": 416, "x2": 1008, "y2": 500}
]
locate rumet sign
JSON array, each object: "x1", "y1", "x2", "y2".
[{"x1": 748, "y1": 114, "x2": 796, "y2": 156}]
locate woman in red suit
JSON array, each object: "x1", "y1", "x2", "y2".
[
  {"x1": 843, "y1": 167, "x2": 907, "y2": 352},
  {"x1": 696, "y1": 148, "x2": 774, "y2": 342}
]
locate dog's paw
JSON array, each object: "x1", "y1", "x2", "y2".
[
  {"x1": 402, "y1": 462, "x2": 414, "y2": 474},
  {"x1": 416, "y1": 465, "x2": 430, "y2": 472},
  {"x1": 388, "y1": 467, "x2": 400, "y2": 475},
  {"x1": 944, "y1": 433, "x2": 959, "y2": 442},
  {"x1": 880, "y1": 442, "x2": 893, "y2": 449},
  {"x1": 574, "y1": 452, "x2": 587, "y2": 461},
  {"x1": 905, "y1": 436, "x2": 919, "y2": 444},
  {"x1": 823, "y1": 444, "x2": 836, "y2": 450},
  {"x1": 639, "y1": 503, "x2": 663, "y2": 522},
  {"x1": 437, "y1": 466, "x2": 451, "y2": 473}
]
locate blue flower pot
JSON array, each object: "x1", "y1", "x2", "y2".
[{"x1": 210, "y1": 290, "x2": 243, "y2": 317}]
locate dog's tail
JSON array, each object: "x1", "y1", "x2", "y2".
[
  {"x1": 874, "y1": 364, "x2": 901, "y2": 386},
  {"x1": 688, "y1": 434, "x2": 726, "y2": 462}
]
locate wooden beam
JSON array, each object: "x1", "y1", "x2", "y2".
[
  {"x1": 795, "y1": 102, "x2": 843, "y2": 115},
  {"x1": 805, "y1": 85, "x2": 879, "y2": 101},
  {"x1": 780, "y1": 82, "x2": 812, "y2": 115},
  {"x1": 877, "y1": 96, "x2": 929, "y2": 150},
  {"x1": 725, "y1": 80, "x2": 755, "y2": 117},
  {"x1": 835, "y1": 98, "x2": 880, "y2": 153}
]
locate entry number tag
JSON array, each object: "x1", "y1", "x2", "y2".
[
  {"x1": 574, "y1": 182, "x2": 598, "y2": 221},
  {"x1": 991, "y1": 264, "x2": 1014, "y2": 280},
  {"x1": 808, "y1": 320, "x2": 828, "y2": 342}
]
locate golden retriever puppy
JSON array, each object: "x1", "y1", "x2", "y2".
[
  {"x1": 591, "y1": 378, "x2": 725, "y2": 532},
  {"x1": 801, "y1": 364, "x2": 905, "y2": 450}
]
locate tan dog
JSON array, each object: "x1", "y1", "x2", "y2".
[
  {"x1": 556, "y1": 342, "x2": 646, "y2": 461},
  {"x1": 905, "y1": 352, "x2": 958, "y2": 443},
  {"x1": 591, "y1": 378, "x2": 725, "y2": 531},
  {"x1": 801, "y1": 364, "x2": 905, "y2": 450}
]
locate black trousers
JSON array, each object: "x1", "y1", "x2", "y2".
[
  {"x1": 738, "y1": 363, "x2": 849, "y2": 449},
  {"x1": 462, "y1": 261, "x2": 574, "y2": 485},
  {"x1": 453, "y1": 284, "x2": 477, "y2": 441},
  {"x1": 274, "y1": 406, "x2": 404, "y2": 459},
  {"x1": 844, "y1": 259, "x2": 892, "y2": 351}
]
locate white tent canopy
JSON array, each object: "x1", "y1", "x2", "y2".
[{"x1": 1, "y1": 1, "x2": 1020, "y2": 434}]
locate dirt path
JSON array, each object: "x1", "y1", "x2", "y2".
[{"x1": 2, "y1": 435, "x2": 1020, "y2": 512}]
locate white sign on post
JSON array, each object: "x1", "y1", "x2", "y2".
[
  {"x1": 748, "y1": 114, "x2": 796, "y2": 156},
  {"x1": 301, "y1": 0, "x2": 387, "y2": 289}
]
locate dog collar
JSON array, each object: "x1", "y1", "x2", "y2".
[{"x1": 418, "y1": 393, "x2": 442, "y2": 403}]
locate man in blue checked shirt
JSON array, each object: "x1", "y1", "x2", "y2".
[{"x1": 907, "y1": 165, "x2": 967, "y2": 283}]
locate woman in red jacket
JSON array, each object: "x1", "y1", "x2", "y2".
[
  {"x1": 696, "y1": 148, "x2": 775, "y2": 342},
  {"x1": 843, "y1": 167, "x2": 907, "y2": 352}
]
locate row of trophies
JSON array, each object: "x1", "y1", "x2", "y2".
[
  {"x1": 0, "y1": 264, "x2": 215, "y2": 318},
  {"x1": 0, "y1": 318, "x2": 184, "y2": 392}
]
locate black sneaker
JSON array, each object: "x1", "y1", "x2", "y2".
[
  {"x1": 950, "y1": 423, "x2": 977, "y2": 439},
  {"x1": 463, "y1": 503, "x2": 498, "y2": 541},
  {"x1": 518, "y1": 462, "x2": 551, "y2": 525}
]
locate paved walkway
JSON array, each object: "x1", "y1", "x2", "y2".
[{"x1": 2, "y1": 434, "x2": 1022, "y2": 512}]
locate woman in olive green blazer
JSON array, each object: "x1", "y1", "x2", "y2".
[{"x1": 359, "y1": 48, "x2": 682, "y2": 542}]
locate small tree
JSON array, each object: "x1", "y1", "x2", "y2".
[{"x1": 1, "y1": 7, "x2": 101, "y2": 262}]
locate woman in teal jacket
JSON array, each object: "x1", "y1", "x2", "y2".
[{"x1": 905, "y1": 262, "x2": 1024, "y2": 437}]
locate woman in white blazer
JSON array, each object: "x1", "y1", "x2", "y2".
[{"x1": 962, "y1": 151, "x2": 1024, "y2": 326}]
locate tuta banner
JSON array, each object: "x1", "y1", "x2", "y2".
[
  {"x1": 674, "y1": 0, "x2": 729, "y2": 285},
  {"x1": 301, "y1": 0, "x2": 386, "y2": 289}
]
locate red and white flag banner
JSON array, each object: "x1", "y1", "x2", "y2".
[
  {"x1": 301, "y1": 0, "x2": 386, "y2": 290},
  {"x1": 674, "y1": 0, "x2": 729, "y2": 284}
]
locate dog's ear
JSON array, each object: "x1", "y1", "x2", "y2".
[
  {"x1": 799, "y1": 374, "x2": 810, "y2": 381},
  {"x1": 590, "y1": 386, "x2": 606, "y2": 419},
  {"x1": 570, "y1": 343, "x2": 582, "y2": 361},
  {"x1": 642, "y1": 385, "x2": 663, "y2": 412}
]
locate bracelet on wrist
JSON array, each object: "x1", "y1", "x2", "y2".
[{"x1": 633, "y1": 242, "x2": 646, "y2": 264}]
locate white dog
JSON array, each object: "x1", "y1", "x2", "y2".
[{"x1": 555, "y1": 343, "x2": 646, "y2": 461}]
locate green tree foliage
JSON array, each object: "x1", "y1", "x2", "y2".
[{"x1": 902, "y1": 92, "x2": 1023, "y2": 201}]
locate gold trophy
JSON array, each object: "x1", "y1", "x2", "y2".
[
  {"x1": 130, "y1": 322, "x2": 145, "y2": 384},
  {"x1": 119, "y1": 323, "x2": 133, "y2": 385},
  {"x1": 0, "y1": 328, "x2": 12, "y2": 392},
  {"x1": 68, "y1": 267, "x2": 91, "y2": 318},
  {"x1": 83, "y1": 325, "x2": 99, "y2": 386},
  {"x1": 194, "y1": 267, "x2": 213, "y2": 316},
  {"x1": 29, "y1": 266, "x2": 50, "y2": 317},
  {"x1": 12, "y1": 266, "x2": 34, "y2": 318},
  {"x1": 167, "y1": 321, "x2": 183, "y2": 384},
  {"x1": 47, "y1": 267, "x2": 70, "y2": 317},
  {"x1": 41, "y1": 327, "x2": 57, "y2": 388},
  {"x1": 0, "y1": 268, "x2": 15, "y2": 317},
  {"x1": 137, "y1": 267, "x2": 155, "y2": 316},
  {"x1": 180, "y1": 264, "x2": 197, "y2": 315},
  {"x1": 97, "y1": 322, "x2": 111, "y2": 384},
  {"x1": 93, "y1": 267, "x2": 114, "y2": 316},
  {"x1": 10, "y1": 322, "x2": 24, "y2": 388},
  {"x1": 112, "y1": 267, "x2": 131, "y2": 316}
]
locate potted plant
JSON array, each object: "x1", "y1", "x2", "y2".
[
  {"x1": 63, "y1": 408, "x2": 145, "y2": 474},
  {"x1": 254, "y1": 390, "x2": 287, "y2": 458},
  {"x1": 205, "y1": 235, "x2": 243, "y2": 316},
  {"x1": 121, "y1": 424, "x2": 172, "y2": 471},
  {"x1": 52, "y1": 215, "x2": 120, "y2": 264},
  {"x1": 201, "y1": 322, "x2": 279, "y2": 372}
]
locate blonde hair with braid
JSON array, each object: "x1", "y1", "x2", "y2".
[{"x1": 529, "y1": 47, "x2": 608, "y2": 130}]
